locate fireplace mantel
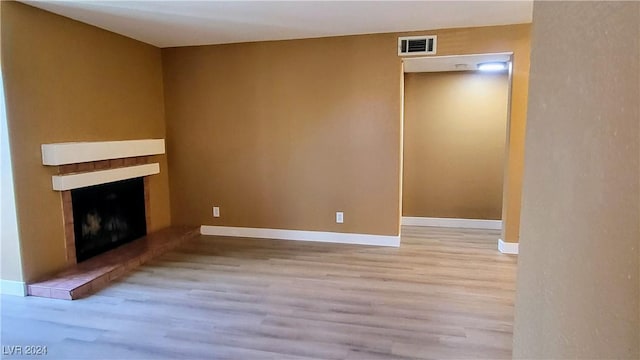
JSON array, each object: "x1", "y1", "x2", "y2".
[
  {"x1": 41, "y1": 139, "x2": 165, "y2": 191},
  {"x1": 41, "y1": 139, "x2": 165, "y2": 166},
  {"x1": 52, "y1": 163, "x2": 159, "y2": 191}
]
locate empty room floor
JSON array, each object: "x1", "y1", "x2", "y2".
[{"x1": 0, "y1": 226, "x2": 517, "y2": 359}]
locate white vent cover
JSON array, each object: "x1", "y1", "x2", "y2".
[{"x1": 398, "y1": 35, "x2": 437, "y2": 56}]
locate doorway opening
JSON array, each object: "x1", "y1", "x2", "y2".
[{"x1": 400, "y1": 53, "x2": 514, "y2": 248}]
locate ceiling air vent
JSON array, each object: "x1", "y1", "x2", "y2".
[{"x1": 398, "y1": 35, "x2": 437, "y2": 56}]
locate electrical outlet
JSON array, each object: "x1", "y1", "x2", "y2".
[
  {"x1": 336, "y1": 211, "x2": 344, "y2": 224},
  {"x1": 213, "y1": 206, "x2": 220, "y2": 217}
]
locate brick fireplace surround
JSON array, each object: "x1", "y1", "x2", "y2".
[
  {"x1": 59, "y1": 155, "x2": 153, "y2": 265},
  {"x1": 27, "y1": 150, "x2": 199, "y2": 300}
]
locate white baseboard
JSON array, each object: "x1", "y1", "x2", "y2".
[
  {"x1": 402, "y1": 216, "x2": 502, "y2": 230},
  {"x1": 498, "y1": 238, "x2": 519, "y2": 254},
  {"x1": 200, "y1": 225, "x2": 400, "y2": 247},
  {"x1": 0, "y1": 280, "x2": 27, "y2": 296}
]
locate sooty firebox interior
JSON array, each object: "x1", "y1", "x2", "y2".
[{"x1": 72, "y1": 178, "x2": 146, "y2": 262}]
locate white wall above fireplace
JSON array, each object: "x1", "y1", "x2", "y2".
[{"x1": 41, "y1": 139, "x2": 165, "y2": 166}]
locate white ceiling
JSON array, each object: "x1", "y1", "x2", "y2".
[
  {"x1": 25, "y1": 1, "x2": 533, "y2": 48},
  {"x1": 403, "y1": 52, "x2": 512, "y2": 73}
]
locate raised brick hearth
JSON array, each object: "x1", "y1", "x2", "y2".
[{"x1": 27, "y1": 226, "x2": 199, "y2": 300}]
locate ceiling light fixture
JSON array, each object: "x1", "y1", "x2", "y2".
[{"x1": 477, "y1": 62, "x2": 508, "y2": 71}]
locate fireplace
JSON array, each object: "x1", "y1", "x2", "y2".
[
  {"x1": 41, "y1": 139, "x2": 164, "y2": 265},
  {"x1": 57, "y1": 156, "x2": 156, "y2": 265},
  {"x1": 28, "y1": 139, "x2": 201, "y2": 300},
  {"x1": 72, "y1": 178, "x2": 147, "y2": 262}
]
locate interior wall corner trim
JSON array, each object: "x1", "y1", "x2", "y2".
[
  {"x1": 401, "y1": 216, "x2": 502, "y2": 230},
  {"x1": 200, "y1": 225, "x2": 400, "y2": 247}
]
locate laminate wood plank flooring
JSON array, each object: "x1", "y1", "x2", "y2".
[{"x1": 1, "y1": 226, "x2": 517, "y2": 359}]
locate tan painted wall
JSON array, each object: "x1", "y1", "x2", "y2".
[
  {"x1": 513, "y1": 1, "x2": 639, "y2": 358},
  {"x1": 1, "y1": 2, "x2": 172, "y2": 282},
  {"x1": 163, "y1": 33, "x2": 403, "y2": 235},
  {"x1": 163, "y1": 24, "x2": 530, "y2": 238},
  {"x1": 0, "y1": 1, "x2": 24, "y2": 283},
  {"x1": 402, "y1": 71, "x2": 509, "y2": 220}
]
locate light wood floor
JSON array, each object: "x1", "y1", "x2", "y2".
[{"x1": 1, "y1": 226, "x2": 517, "y2": 359}]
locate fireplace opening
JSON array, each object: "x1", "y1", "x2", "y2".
[{"x1": 72, "y1": 177, "x2": 147, "y2": 262}]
